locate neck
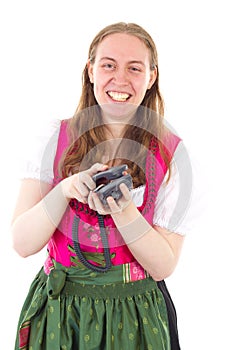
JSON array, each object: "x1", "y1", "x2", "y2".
[
  {"x1": 102, "y1": 111, "x2": 137, "y2": 140},
  {"x1": 104, "y1": 123, "x2": 127, "y2": 139},
  {"x1": 101, "y1": 103, "x2": 138, "y2": 137}
]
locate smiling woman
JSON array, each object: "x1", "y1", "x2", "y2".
[
  {"x1": 87, "y1": 32, "x2": 157, "y2": 122},
  {"x1": 11, "y1": 22, "x2": 195, "y2": 350}
]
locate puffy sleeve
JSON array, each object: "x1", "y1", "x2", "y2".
[
  {"x1": 153, "y1": 141, "x2": 204, "y2": 235},
  {"x1": 19, "y1": 119, "x2": 61, "y2": 184}
]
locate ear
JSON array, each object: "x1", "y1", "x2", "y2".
[
  {"x1": 147, "y1": 67, "x2": 157, "y2": 89},
  {"x1": 87, "y1": 60, "x2": 94, "y2": 83}
]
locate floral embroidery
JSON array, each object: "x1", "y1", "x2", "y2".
[
  {"x1": 123, "y1": 261, "x2": 150, "y2": 283},
  {"x1": 90, "y1": 233, "x2": 101, "y2": 243}
]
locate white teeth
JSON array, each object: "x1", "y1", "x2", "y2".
[{"x1": 108, "y1": 91, "x2": 130, "y2": 101}]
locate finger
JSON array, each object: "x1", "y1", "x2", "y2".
[
  {"x1": 91, "y1": 191, "x2": 105, "y2": 209},
  {"x1": 75, "y1": 180, "x2": 90, "y2": 197},
  {"x1": 87, "y1": 191, "x2": 95, "y2": 210},
  {"x1": 71, "y1": 184, "x2": 88, "y2": 203},
  {"x1": 78, "y1": 172, "x2": 96, "y2": 192},
  {"x1": 91, "y1": 191, "x2": 110, "y2": 215},
  {"x1": 87, "y1": 163, "x2": 109, "y2": 177},
  {"x1": 74, "y1": 192, "x2": 87, "y2": 203},
  {"x1": 119, "y1": 183, "x2": 131, "y2": 201},
  {"x1": 106, "y1": 196, "x2": 122, "y2": 213}
]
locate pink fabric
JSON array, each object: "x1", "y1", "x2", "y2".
[
  {"x1": 19, "y1": 321, "x2": 30, "y2": 349},
  {"x1": 123, "y1": 260, "x2": 150, "y2": 282},
  {"x1": 45, "y1": 119, "x2": 181, "y2": 270}
]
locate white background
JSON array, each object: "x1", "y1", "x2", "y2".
[{"x1": 1, "y1": 0, "x2": 232, "y2": 349}]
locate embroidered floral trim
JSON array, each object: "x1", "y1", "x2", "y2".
[
  {"x1": 141, "y1": 137, "x2": 157, "y2": 216},
  {"x1": 123, "y1": 261, "x2": 150, "y2": 283}
]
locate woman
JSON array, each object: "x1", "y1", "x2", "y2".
[{"x1": 12, "y1": 22, "x2": 193, "y2": 349}]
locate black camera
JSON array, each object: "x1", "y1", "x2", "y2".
[{"x1": 93, "y1": 164, "x2": 133, "y2": 205}]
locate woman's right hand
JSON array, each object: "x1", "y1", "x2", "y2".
[{"x1": 61, "y1": 163, "x2": 108, "y2": 203}]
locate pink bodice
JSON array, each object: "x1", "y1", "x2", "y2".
[{"x1": 45, "y1": 119, "x2": 181, "y2": 272}]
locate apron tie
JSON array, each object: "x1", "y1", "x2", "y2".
[{"x1": 46, "y1": 269, "x2": 66, "y2": 347}]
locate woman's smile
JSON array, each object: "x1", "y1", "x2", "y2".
[{"x1": 106, "y1": 91, "x2": 132, "y2": 102}]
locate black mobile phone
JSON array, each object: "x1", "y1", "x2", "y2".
[{"x1": 93, "y1": 164, "x2": 133, "y2": 205}]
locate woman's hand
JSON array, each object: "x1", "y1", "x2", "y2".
[
  {"x1": 61, "y1": 163, "x2": 108, "y2": 203},
  {"x1": 88, "y1": 182, "x2": 132, "y2": 215}
]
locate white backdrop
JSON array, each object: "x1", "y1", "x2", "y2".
[{"x1": 1, "y1": 1, "x2": 232, "y2": 349}]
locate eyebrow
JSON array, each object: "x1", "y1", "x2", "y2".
[{"x1": 99, "y1": 57, "x2": 146, "y2": 66}]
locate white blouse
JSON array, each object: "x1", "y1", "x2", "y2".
[{"x1": 19, "y1": 119, "x2": 202, "y2": 236}]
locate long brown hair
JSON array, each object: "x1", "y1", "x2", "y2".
[{"x1": 61, "y1": 22, "x2": 171, "y2": 186}]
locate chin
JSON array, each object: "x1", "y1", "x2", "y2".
[{"x1": 100, "y1": 102, "x2": 138, "y2": 121}]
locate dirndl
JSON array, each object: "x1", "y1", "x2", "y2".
[{"x1": 15, "y1": 261, "x2": 180, "y2": 349}]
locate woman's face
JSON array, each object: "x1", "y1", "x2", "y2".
[{"x1": 88, "y1": 33, "x2": 157, "y2": 119}]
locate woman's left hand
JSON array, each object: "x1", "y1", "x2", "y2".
[{"x1": 88, "y1": 183, "x2": 132, "y2": 215}]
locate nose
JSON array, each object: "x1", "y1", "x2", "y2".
[{"x1": 113, "y1": 67, "x2": 129, "y2": 85}]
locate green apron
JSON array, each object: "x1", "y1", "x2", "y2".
[{"x1": 15, "y1": 261, "x2": 170, "y2": 350}]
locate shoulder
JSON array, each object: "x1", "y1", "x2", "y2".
[
  {"x1": 31, "y1": 118, "x2": 62, "y2": 162},
  {"x1": 40, "y1": 118, "x2": 62, "y2": 140},
  {"x1": 19, "y1": 118, "x2": 62, "y2": 184},
  {"x1": 161, "y1": 128, "x2": 182, "y2": 160}
]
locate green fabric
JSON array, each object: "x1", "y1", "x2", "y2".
[{"x1": 15, "y1": 261, "x2": 171, "y2": 349}]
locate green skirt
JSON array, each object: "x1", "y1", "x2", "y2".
[{"x1": 15, "y1": 261, "x2": 172, "y2": 350}]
